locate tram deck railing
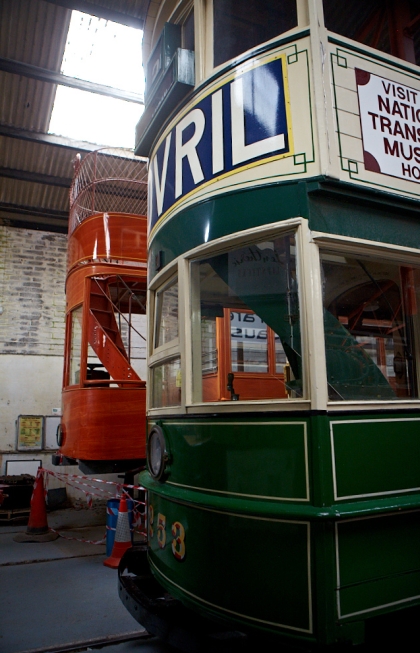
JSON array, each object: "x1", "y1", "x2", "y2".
[{"x1": 69, "y1": 148, "x2": 148, "y2": 235}]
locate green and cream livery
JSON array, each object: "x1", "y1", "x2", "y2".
[{"x1": 119, "y1": 1, "x2": 420, "y2": 648}]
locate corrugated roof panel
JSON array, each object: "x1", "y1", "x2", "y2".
[
  {"x1": 87, "y1": 0, "x2": 150, "y2": 23},
  {"x1": 0, "y1": 0, "x2": 71, "y2": 68},
  {"x1": 0, "y1": 0, "x2": 71, "y2": 134},
  {"x1": 0, "y1": 72, "x2": 57, "y2": 132},
  {"x1": 0, "y1": 136, "x2": 75, "y2": 181},
  {"x1": 0, "y1": 177, "x2": 68, "y2": 211}
]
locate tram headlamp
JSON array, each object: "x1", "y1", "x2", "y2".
[{"x1": 147, "y1": 425, "x2": 168, "y2": 481}]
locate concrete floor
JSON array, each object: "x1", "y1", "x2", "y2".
[{"x1": 0, "y1": 505, "x2": 171, "y2": 653}]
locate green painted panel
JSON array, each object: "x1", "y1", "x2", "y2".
[
  {"x1": 337, "y1": 512, "x2": 420, "y2": 616},
  {"x1": 332, "y1": 418, "x2": 420, "y2": 498},
  {"x1": 308, "y1": 193, "x2": 420, "y2": 251},
  {"x1": 149, "y1": 181, "x2": 308, "y2": 280},
  {"x1": 161, "y1": 419, "x2": 309, "y2": 500},
  {"x1": 148, "y1": 492, "x2": 312, "y2": 632},
  {"x1": 340, "y1": 571, "x2": 420, "y2": 618}
]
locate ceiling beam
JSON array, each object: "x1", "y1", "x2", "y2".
[
  {"x1": 43, "y1": 0, "x2": 145, "y2": 29},
  {"x1": 0, "y1": 167, "x2": 72, "y2": 189},
  {"x1": 0, "y1": 56, "x2": 144, "y2": 104},
  {"x1": 0, "y1": 123, "x2": 138, "y2": 156},
  {"x1": 0, "y1": 213, "x2": 67, "y2": 231},
  {"x1": 0, "y1": 212, "x2": 68, "y2": 233},
  {"x1": 0, "y1": 202, "x2": 68, "y2": 223}
]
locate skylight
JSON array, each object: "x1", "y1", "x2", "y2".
[{"x1": 49, "y1": 11, "x2": 144, "y2": 149}]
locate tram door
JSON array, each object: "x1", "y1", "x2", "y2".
[{"x1": 202, "y1": 308, "x2": 288, "y2": 401}]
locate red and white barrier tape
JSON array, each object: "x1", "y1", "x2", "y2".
[
  {"x1": 40, "y1": 467, "x2": 145, "y2": 504},
  {"x1": 36, "y1": 467, "x2": 147, "y2": 543}
]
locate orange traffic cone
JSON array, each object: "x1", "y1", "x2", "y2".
[
  {"x1": 103, "y1": 496, "x2": 132, "y2": 568},
  {"x1": 14, "y1": 469, "x2": 59, "y2": 543}
]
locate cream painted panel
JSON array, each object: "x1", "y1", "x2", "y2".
[
  {"x1": 288, "y1": 43, "x2": 317, "y2": 161},
  {"x1": 331, "y1": 60, "x2": 357, "y2": 93},
  {"x1": 334, "y1": 85, "x2": 359, "y2": 116},
  {"x1": 337, "y1": 133, "x2": 364, "y2": 165},
  {"x1": 335, "y1": 110, "x2": 361, "y2": 139}
]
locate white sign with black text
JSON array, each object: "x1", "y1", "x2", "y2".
[{"x1": 356, "y1": 68, "x2": 420, "y2": 183}]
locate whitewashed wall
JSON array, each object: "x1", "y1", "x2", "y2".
[{"x1": 0, "y1": 225, "x2": 117, "y2": 504}]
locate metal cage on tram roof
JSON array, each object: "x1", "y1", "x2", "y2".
[{"x1": 68, "y1": 148, "x2": 148, "y2": 235}]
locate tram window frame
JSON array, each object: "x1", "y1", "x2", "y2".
[
  {"x1": 151, "y1": 355, "x2": 182, "y2": 408},
  {"x1": 212, "y1": 0, "x2": 299, "y2": 69},
  {"x1": 181, "y1": 5, "x2": 195, "y2": 51},
  {"x1": 147, "y1": 221, "x2": 311, "y2": 416},
  {"x1": 318, "y1": 242, "x2": 420, "y2": 404},
  {"x1": 165, "y1": 0, "x2": 195, "y2": 53},
  {"x1": 188, "y1": 228, "x2": 304, "y2": 405},
  {"x1": 154, "y1": 275, "x2": 180, "y2": 351},
  {"x1": 145, "y1": 0, "x2": 196, "y2": 95},
  {"x1": 322, "y1": 0, "x2": 420, "y2": 67},
  {"x1": 67, "y1": 305, "x2": 83, "y2": 387},
  {"x1": 149, "y1": 266, "x2": 184, "y2": 411}
]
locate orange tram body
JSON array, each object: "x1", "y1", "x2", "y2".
[{"x1": 53, "y1": 150, "x2": 148, "y2": 474}]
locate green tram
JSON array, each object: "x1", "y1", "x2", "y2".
[{"x1": 119, "y1": 1, "x2": 420, "y2": 647}]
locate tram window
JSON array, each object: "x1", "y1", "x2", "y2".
[
  {"x1": 69, "y1": 306, "x2": 82, "y2": 386},
  {"x1": 118, "y1": 313, "x2": 147, "y2": 379},
  {"x1": 152, "y1": 357, "x2": 182, "y2": 407},
  {"x1": 321, "y1": 252, "x2": 420, "y2": 400},
  {"x1": 230, "y1": 311, "x2": 269, "y2": 374},
  {"x1": 155, "y1": 278, "x2": 179, "y2": 348},
  {"x1": 191, "y1": 233, "x2": 301, "y2": 402},
  {"x1": 275, "y1": 335, "x2": 288, "y2": 374},
  {"x1": 108, "y1": 280, "x2": 147, "y2": 379},
  {"x1": 201, "y1": 316, "x2": 218, "y2": 374},
  {"x1": 410, "y1": 0, "x2": 420, "y2": 67},
  {"x1": 182, "y1": 8, "x2": 194, "y2": 51},
  {"x1": 85, "y1": 343, "x2": 111, "y2": 385},
  {"x1": 323, "y1": 0, "x2": 420, "y2": 66},
  {"x1": 213, "y1": 0, "x2": 297, "y2": 68}
]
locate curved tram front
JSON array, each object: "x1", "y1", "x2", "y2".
[{"x1": 120, "y1": 1, "x2": 420, "y2": 648}]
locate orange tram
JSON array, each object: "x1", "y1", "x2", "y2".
[{"x1": 52, "y1": 149, "x2": 148, "y2": 474}]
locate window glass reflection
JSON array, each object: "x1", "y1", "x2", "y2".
[
  {"x1": 213, "y1": 0, "x2": 297, "y2": 67},
  {"x1": 155, "y1": 278, "x2": 179, "y2": 348},
  {"x1": 69, "y1": 306, "x2": 83, "y2": 386},
  {"x1": 192, "y1": 233, "x2": 301, "y2": 402},
  {"x1": 321, "y1": 252, "x2": 420, "y2": 400},
  {"x1": 152, "y1": 357, "x2": 182, "y2": 407},
  {"x1": 323, "y1": 0, "x2": 420, "y2": 66}
]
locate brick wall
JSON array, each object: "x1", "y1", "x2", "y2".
[{"x1": 0, "y1": 226, "x2": 67, "y2": 355}]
